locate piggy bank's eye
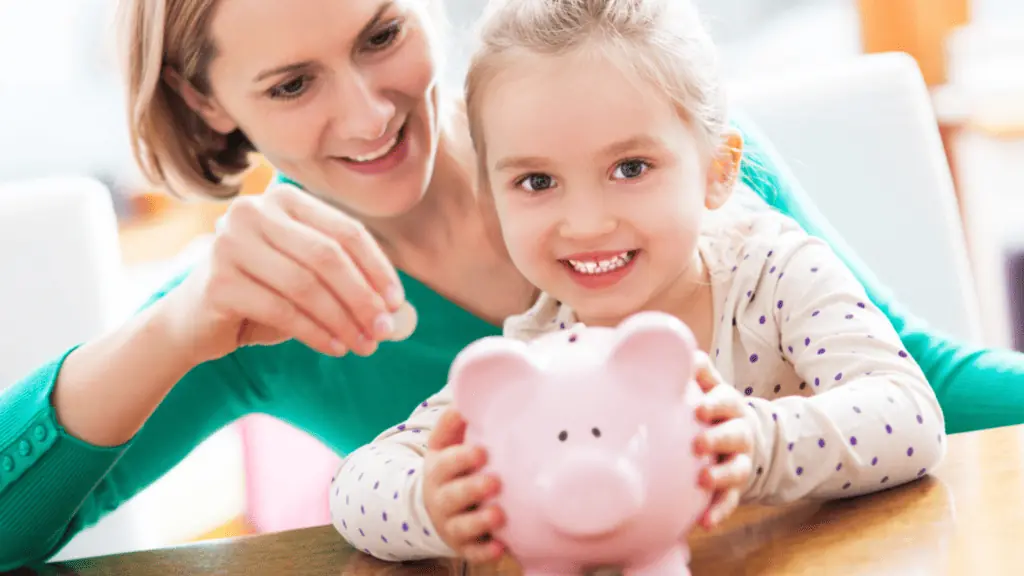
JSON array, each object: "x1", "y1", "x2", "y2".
[
  {"x1": 591, "y1": 427, "x2": 601, "y2": 438},
  {"x1": 558, "y1": 430, "x2": 568, "y2": 442}
]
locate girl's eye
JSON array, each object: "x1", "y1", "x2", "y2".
[
  {"x1": 612, "y1": 159, "x2": 650, "y2": 180},
  {"x1": 367, "y1": 21, "x2": 402, "y2": 51},
  {"x1": 269, "y1": 76, "x2": 310, "y2": 100},
  {"x1": 517, "y1": 173, "x2": 556, "y2": 193}
]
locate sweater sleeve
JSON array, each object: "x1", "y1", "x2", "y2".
[
  {"x1": 741, "y1": 232, "x2": 946, "y2": 504},
  {"x1": 736, "y1": 113, "x2": 1024, "y2": 435},
  {"x1": 0, "y1": 271, "x2": 260, "y2": 570},
  {"x1": 329, "y1": 386, "x2": 456, "y2": 561}
]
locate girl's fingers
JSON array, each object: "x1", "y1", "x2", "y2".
[
  {"x1": 426, "y1": 444, "x2": 485, "y2": 487},
  {"x1": 445, "y1": 504, "x2": 505, "y2": 546},
  {"x1": 695, "y1": 419, "x2": 754, "y2": 457},
  {"x1": 695, "y1": 386, "x2": 745, "y2": 423},
  {"x1": 432, "y1": 473, "x2": 500, "y2": 518},
  {"x1": 461, "y1": 537, "x2": 505, "y2": 565},
  {"x1": 700, "y1": 452, "x2": 753, "y2": 491},
  {"x1": 703, "y1": 487, "x2": 742, "y2": 529},
  {"x1": 427, "y1": 409, "x2": 468, "y2": 452}
]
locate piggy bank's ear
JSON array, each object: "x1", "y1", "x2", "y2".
[
  {"x1": 608, "y1": 312, "x2": 697, "y2": 397},
  {"x1": 449, "y1": 336, "x2": 541, "y2": 424}
]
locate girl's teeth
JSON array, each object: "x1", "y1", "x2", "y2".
[
  {"x1": 567, "y1": 251, "x2": 635, "y2": 275},
  {"x1": 348, "y1": 134, "x2": 399, "y2": 162}
]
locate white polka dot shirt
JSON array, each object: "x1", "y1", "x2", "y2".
[{"x1": 328, "y1": 211, "x2": 947, "y2": 561}]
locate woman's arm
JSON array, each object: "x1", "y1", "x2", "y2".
[
  {"x1": 736, "y1": 114, "x2": 1024, "y2": 434},
  {"x1": 741, "y1": 225, "x2": 945, "y2": 504},
  {"x1": 0, "y1": 272, "x2": 259, "y2": 569}
]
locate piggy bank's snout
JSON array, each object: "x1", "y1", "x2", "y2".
[{"x1": 541, "y1": 453, "x2": 645, "y2": 537}]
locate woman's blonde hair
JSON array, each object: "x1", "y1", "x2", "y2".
[
  {"x1": 118, "y1": 0, "x2": 254, "y2": 199},
  {"x1": 464, "y1": 0, "x2": 727, "y2": 186}
]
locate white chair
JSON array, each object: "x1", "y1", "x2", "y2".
[{"x1": 728, "y1": 52, "x2": 982, "y2": 343}]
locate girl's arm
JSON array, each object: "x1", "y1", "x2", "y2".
[
  {"x1": 737, "y1": 116, "x2": 1024, "y2": 435},
  {"x1": 329, "y1": 388, "x2": 456, "y2": 561},
  {"x1": 740, "y1": 228, "x2": 947, "y2": 504}
]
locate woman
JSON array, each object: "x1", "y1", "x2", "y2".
[{"x1": 0, "y1": 0, "x2": 1019, "y2": 569}]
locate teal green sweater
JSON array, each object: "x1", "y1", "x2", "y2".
[{"x1": 0, "y1": 120, "x2": 1021, "y2": 569}]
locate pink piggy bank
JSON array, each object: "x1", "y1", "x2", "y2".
[{"x1": 449, "y1": 311, "x2": 711, "y2": 576}]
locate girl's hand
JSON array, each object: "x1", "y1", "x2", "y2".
[
  {"x1": 423, "y1": 409, "x2": 505, "y2": 564},
  {"x1": 692, "y1": 352, "x2": 755, "y2": 529},
  {"x1": 162, "y1": 184, "x2": 409, "y2": 365}
]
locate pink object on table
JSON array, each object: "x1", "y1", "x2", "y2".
[
  {"x1": 240, "y1": 414, "x2": 341, "y2": 533},
  {"x1": 450, "y1": 311, "x2": 711, "y2": 576}
]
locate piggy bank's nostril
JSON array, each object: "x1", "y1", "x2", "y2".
[
  {"x1": 591, "y1": 427, "x2": 601, "y2": 438},
  {"x1": 558, "y1": 430, "x2": 568, "y2": 442}
]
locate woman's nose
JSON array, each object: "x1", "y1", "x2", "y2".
[{"x1": 332, "y1": 73, "x2": 395, "y2": 141}]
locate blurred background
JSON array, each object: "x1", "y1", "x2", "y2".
[{"x1": 1, "y1": 0, "x2": 1022, "y2": 563}]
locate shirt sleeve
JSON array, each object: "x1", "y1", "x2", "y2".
[
  {"x1": 329, "y1": 387, "x2": 456, "y2": 561},
  {"x1": 740, "y1": 231, "x2": 947, "y2": 504}
]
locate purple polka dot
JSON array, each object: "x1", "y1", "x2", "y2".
[
  {"x1": 402, "y1": 522, "x2": 409, "y2": 532},
  {"x1": 836, "y1": 463, "x2": 843, "y2": 471},
  {"x1": 811, "y1": 267, "x2": 819, "y2": 273},
  {"x1": 749, "y1": 354, "x2": 759, "y2": 363},
  {"x1": 845, "y1": 314, "x2": 854, "y2": 320},
  {"x1": 918, "y1": 468, "x2": 927, "y2": 477},
  {"x1": 774, "y1": 384, "x2": 782, "y2": 393},
  {"x1": 772, "y1": 413, "x2": 778, "y2": 421},
  {"x1": 407, "y1": 468, "x2": 415, "y2": 475},
  {"x1": 842, "y1": 482, "x2": 852, "y2": 490},
  {"x1": 835, "y1": 372, "x2": 843, "y2": 381},
  {"x1": 812, "y1": 310, "x2": 820, "y2": 317},
  {"x1": 383, "y1": 535, "x2": 391, "y2": 543},
  {"x1": 853, "y1": 406, "x2": 862, "y2": 413},
  {"x1": 907, "y1": 447, "x2": 914, "y2": 456},
  {"x1": 885, "y1": 424, "x2": 892, "y2": 434},
  {"x1": 804, "y1": 337, "x2": 811, "y2": 346},
  {"x1": 568, "y1": 334, "x2": 578, "y2": 343},
  {"x1": 817, "y1": 348, "x2": 826, "y2": 355},
  {"x1": 871, "y1": 457, "x2": 878, "y2": 466},
  {"x1": 373, "y1": 481, "x2": 379, "y2": 490},
  {"x1": 747, "y1": 290, "x2": 753, "y2": 298},
  {"x1": 788, "y1": 442, "x2": 795, "y2": 451},
  {"x1": 731, "y1": 265, "x2": 738, "y2": 272},
  {"x1": 916, "y1": 414, "x2": 924, "y2": 424},
  {"x1": 881, "y1": 476, "x2": 889, "y2": 484},
  {"x1": 359, "y1": 528, "x2": 365, "y2": 536},
  {"x1": 767, "y1": 250, "x2": 773, "y2": 257},
  {"x1": 850, "y1": 436, "x2": 858, "y2": 446},
  {"x1": 342, "y1": 519, "x2": 347, "y2": 529},
  {"x1": 364, "y1": 548, "x2": 370, "y2": 554},
  {"x1": 759, "y1": 315, "x2": 766, "y2": 325},
  {"x1": 360, "y1": 505, "x2": 365, "y2": 514},
  {"x1": 715, "y1": 348, "x2": 720, "y2": 357},
  {"x1": 787, "y1": 346, "x2": 794, "y2": 353},
  {"x1": 777, "y1": 300, "x2": 784, "y2": 309},
  {"x1": 769, "y1": 266, "x2": 777, "y2": 274},
  {"x1": 397, "y1": 424, "x2": 406, "y2": 431},
  {"x1": 814, "y1": 377, "x2": 820, "y2": 387},
  {"x1": 744, "y1": 254, "x2": 750, "y2": 260},
  {"x1": 857, "y1": 302, "x2": 866, "y2": 308},
  {"x1": 744, "y1": 386, "x2": 754, "y2": 395},
  {"x1": 779, "y1": 272, "x2": 785, "y2": 279},
  {"x1": 559, "y1": 322, "x2": 565, "y2": 329},
  {"x1": 818, "y1": 438, "x2": 826, "y2": 448},
  {"x1": 796, "y1": 466, "x2": 804, "y2": 475},
  {"x1": 393, "y1": 491, "x2": 399, "y2": 499},
  {"x1": 899, "y1": 350, "x2": 908, "y2": 358},
  {"x1": 382, "y1": 511, "x2": 388, "y2": 521},
  {"x1": 423, "y1": 528, "x2": 430, "y2": 536}
]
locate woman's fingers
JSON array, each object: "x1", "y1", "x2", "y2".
[{"x1": 271, "y1": 187, "x2": 405, "y2": 310}]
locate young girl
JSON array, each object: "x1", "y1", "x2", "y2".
[{"x1": 328, "y1": 0, "x2": 946, "y2": 564}]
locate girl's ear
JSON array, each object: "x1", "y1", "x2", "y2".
[{"x1": 705, "y1": 130, "x2": 744, "y2": 210}]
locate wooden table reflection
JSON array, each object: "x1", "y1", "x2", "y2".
[{"x1": 14, "y1": 425, "x2": 1024, "y2": 576}]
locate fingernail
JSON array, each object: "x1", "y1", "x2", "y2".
[
  {"x1": 357, "y1": 334, "x2": 378, "y2": 355},
  {"x1": 385, "y1": 284, "x2": 405, "y2": 309},
  {"x1": 331, "y1": 340, "x2": 348, "y2": 356},
  {"x1": 374, "y1": 313, "x2": 395, "y2": 338}
]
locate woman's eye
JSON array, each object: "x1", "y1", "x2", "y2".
[
  {"x1": 612, "y1": 159, "x2": 649, "y2": 180},
  {"x1": 269, "y1": 76, "x2": 310, "y2": 100},
  {"x1": 367, "y1": 21, "x2": 402, "y2": 51},
  {"x1": 517, "y1": 173, "x2": 556, "y2": 193}
]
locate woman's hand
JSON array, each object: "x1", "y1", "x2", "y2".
[
  {"x1": 423, "y1": 409, "x2": 505, "y2": 564},
  {"x1": 163, "y1": 184, "x2": 408, "y2": 363},
  {"x1": 692, "y1": 352, "x2": 755, "y2": 529}
]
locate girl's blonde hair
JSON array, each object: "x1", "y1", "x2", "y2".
[
  {"x1": 464, "y1": 0, "x2": 727, "y2": 185},
  {"x1": 117, "y1": 0, "x2": 254, "y2": 199}
]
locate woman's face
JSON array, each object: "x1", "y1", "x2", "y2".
[{"x1": 198, "y1": 0, "x2": 443, "y2": 217}]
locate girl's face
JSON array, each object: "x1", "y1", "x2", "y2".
[
  {"x1": 192, "y1": 0, "x2": 443, "y2": 217},
  {"x1": 479, "y1": 50, "x2": 735, "y2": 326}
]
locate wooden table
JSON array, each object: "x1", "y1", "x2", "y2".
[{"x1": 13, "y1": 425, "x2": 1024, "y2": 575}]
